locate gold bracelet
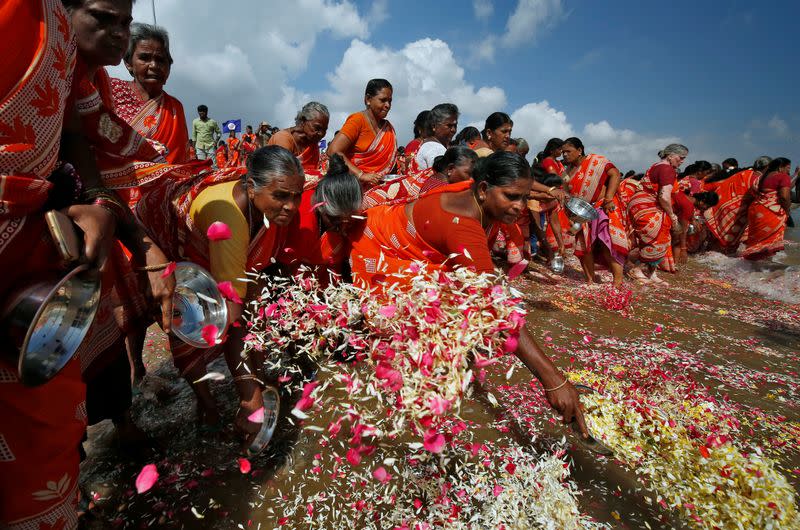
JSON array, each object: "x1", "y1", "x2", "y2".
[
  {"x1": 544, "y1": 379, "x2": 568, "y2": 392},
  {"x1": 233, "y1": 374, "x2": 264, "y2": 385},
  {"x1": 136, "y1": 262, "x2": 171, "y2": 272}
]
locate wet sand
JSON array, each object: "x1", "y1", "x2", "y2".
[{"x1": 80, "y1": 210, "x2": 800, "y2": 529}]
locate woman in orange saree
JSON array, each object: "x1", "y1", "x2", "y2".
[
  {"x1": 327, "y1": 79, "x2": 397, "y2": 188},
  {"x1": 627, "y1": 144, "x2": 688, "y2": 283},
  {"x1": 349, "y1": 151, "x2": 588, "y2": 435},
  {"x1": 560, "y1": 137, "x2": 628, "y2": 287},
  {"x1": 226, "y1": 130, "x2": 242, "y2": 167},
  {"x1": 0, "y1": 4, "x2": 88, "y2": 528},
  {"x1": 241, "y1": 125, "x2": 258, "y2": 165},
  {"x1": 703, "y1": 157, "x2": 771, "y2": 252},
  {"x1": 110, "y1": 23, "x2": 190, "y2": 164},
  {"x1": 277, "y1": 155, "x2": 362, "y2": 283},
  {"x1": 136, "y1": 146, "x2": 303, "y2": 432},
  {"x1": 268, "y1": 102, "x2": 329, "y2": 186},
  {"x1": 742, "y1": 158, "x2": 792, "y2": 260},
  {"x1": 361, "y1": 146, "x2": 477, "y2": 209}
]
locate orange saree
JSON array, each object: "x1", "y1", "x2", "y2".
[
  {"x1": 742, "y1": 174, "x2": 789, "y2": 260},
  {"x1": 361, "y1": 168, "x2": 445, "y2": 209},
  {"x1": 566, "y1": 154, "x2": 629, "y2": 263},
  {"x1": 0, "y1": 2, "x2": 86, "y2": 529},
  {"x1": 109, "y1": 77, "x2": 190, "y2": 163},
  {"x1": 703, "y1": 169, "x2": 759, "y2": 251},
  {"x1": 226, "y1": 136, "x2": 242, "y2": 167},
  {"x1": 628, "y1": 163, "x2": 676, "y2": 272},
  {"x1": 350, "y1": 119, "x2": 397, "y2": 179}
]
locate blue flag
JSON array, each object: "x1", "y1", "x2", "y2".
[{"x1": 222, "y1": 119, "x2": 242, "y2": 133}]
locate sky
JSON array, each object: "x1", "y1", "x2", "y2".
[{"x1": 111, "y1": 0, "x2": 800, "y2": 172}]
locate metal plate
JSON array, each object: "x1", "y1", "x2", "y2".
[
  {"x1": 246, "y1": 385, "x2": 281, "y2": 457},
  {"x1": 171, "y1": 262, "x2": 229, "y2": 348}
]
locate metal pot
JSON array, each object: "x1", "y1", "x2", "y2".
[
  {"x1": 687, "y1": 223, "x2": 697, "y2": 236},
  {"x1": 0, "y1": 265, "x2": 101, "y2": 386},
  {"x1": 171, "y1": 262, "x2": 229, "y2": 348},
  {"x1": 565, "y1": 197, "x2": 599, "y2": 224},
  {"x1": 551, "y1": 254, "x2": 565, "y2": 274},
  {"x1": 246, "y1": 385, "x2": 281, "y2": 457}
]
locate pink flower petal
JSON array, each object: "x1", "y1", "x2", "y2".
[
  {"x1": 428, "y1": 395, "x2": 452, "y2": 416},
  {"x1": 507, "y1": 259, "x2": 528, "y2": 280},
  {"x1": 378, "y1": 304, "x2": 397, "y2": 318},
  {"x1": 201, "y1": 324, "x2": 219, "y2": 347},
  {"x1": 372, "y1": 466, "x2": 391, "y2": 484},
  {"x1": 492, "y1": 484, "x2": 504, "y2": 497},
  {"x1": 160, "y1": 262, "x2": 176, "y2": 279},
  {"x1": 238, "y1": 458, "x2": 252, "y2": 474},
  {"x1": 346, "y1": 447, "x2": 361, "y2": 466},
  {"x1": 247, "y1": 407, "x2": 265, "y2": 423},
  {"x1": 206, "y1": 221, "x2": 232, "y2": 241},
  {"x1": 503, "y1": 334, "x2": 519, "y2": 353},
  {"x1": 423, "y1": 429, "x2": 446, "y2": 453},
  {"x1": 217, "y1": 281, "x2": 243, "y2": 304},
  {"x1": 135, "y1": 464, "x2": 159, "y2": 494}
]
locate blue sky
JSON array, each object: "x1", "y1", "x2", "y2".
[{"x1": 115, "y1": 0, "x2": 798, "y2": 171}]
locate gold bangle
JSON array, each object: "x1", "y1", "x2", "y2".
[
  {"x1": 544, "y1": 379, "x2": 568, "y2": 392},
  {"x1": 233, "y1": 374, "x2": 264, "y2": 386},
  {"x1": 136, "y1": 262, "x2": 171, "y2": 272},
  {"x1": 548, "y1": 186, "x2": 556, "y2": 192}
]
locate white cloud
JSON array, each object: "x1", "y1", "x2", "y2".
[
  {"x1": 368, "y1": 0, "x2": 390, "y2": 25},
  {"x1": 473, "y1": 0, "x2": 494, "y2": 20},
  {"x1": 323, "y1": 39, "x2": 506, "y2": 144},
  {"x1": 581, "y1": 120, "x2": 681, "y2": 172},
  {"x1": 767, "y1": 115, "x2": 790, "y2": 138},
  {"x1": 509, "y1": 101, "x2": 574, "y2": 153},
  {"x1": 500, "y1": 0, "x2": 564, "y2": 48}
]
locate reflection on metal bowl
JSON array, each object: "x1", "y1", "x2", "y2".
[
  {"x1": 0, "y1": 265, "x2": 101, "y2": 386},
  {"x1": 687, "y1": 223, "x2": 697, "y2": 236},
  {"x1": 171, "y1": 262, "x2": 228, "y2": 348},
  {"x1": 551, "y1": 254, "x2": 565, "y2": 274},
  {"x1": 246, "y1": 385, "x2": 281, "y2": 457},
  {"x1": 565, "y1": 197, "x2": 599, "y2": 224}
]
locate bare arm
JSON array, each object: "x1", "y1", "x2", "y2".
[
  {"x1": 327, "y1": 130, "x2": 381, "y2": 186},
  {"x1": 658, "y1": 184, "x2": 677, "y2": 221},
  {"x1": 602, "y1": 167, "x2": 621, "y2": 213},
  {"x1": 778, "y1": 186, "x2": 792, "y2": 214},
  {"x1": 513, "y1": 326, "x2": 588, "y2": 436},
  {"x1": 548, "y1": 208, "x2": 565, "y2": 254}
]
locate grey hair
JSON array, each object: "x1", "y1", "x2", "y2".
[
  {"x1": 752, "y1": 156, "x2": 772, "y2": 171},
  {"x1": 244, "y1": 146, "x2": 304, "y2": 191},
  {"x1": 313, "y1": 154, "x2": 362, "y2": 217},
  {"x1": 428, "y1": 103, "x2": 460, "y2": 129},
  {"x1": 125, "y1": 23, "x2": 173, "y2": 65},
  {"x1": 657, "y1": 143, "x2": 689, "y2": 159},
  {"x1": 295, "y1": 102, "x2": 330, "y2": 125}
]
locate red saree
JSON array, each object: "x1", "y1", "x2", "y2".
[
  {"x1": 742, "y1": 176, "x2": 789, "y2": 260},
  {"x1": 109, "y1": 77, "x2": 190, "y2": 163},
  {"x1": 566, "y1": 154, "x2": 629, "y2": 263},
  {"x1": 0, "y1": 2, "x2": 86, "y2": 529},
  {"x1": 628, "y1": 162, "x2": 675, "y2": 271},
  {"x1": 277, "y1": 186, "x2": 350, "y2": 283},
  {"x1": 241, "y1": 132, "x2": 257, "y2": 164},
  {"x1": 361, "y1": 168, "x2": 445, "y2": 209},
  {"x1": 703, "y1": 169, "x2": 759, "y2": 250},
  {"x1": 135, "y1": 167, "x2": 286, "y2": 374}
]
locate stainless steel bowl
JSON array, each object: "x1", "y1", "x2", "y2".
[
  {"x1": 171, "y1": 262, "x2": 228, "y2": 348},
  {"x1": 687, "y1": 223, "x2": 697, "y2": 236},
  {"x1": 551, "y1": 254, "x2": 565, "y2": 274},
  {"x1": 565, "y1": 197, "x2": 599, "y2": 224},
  {"x1": 246, "y1": 385, "x2": 281, "y2": 457},
  {"x1": 0, "y1": 265, "x2": 101, "y2": 386}
]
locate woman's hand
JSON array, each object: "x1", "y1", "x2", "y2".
[
  {"x1": 545, "y1": 381, "x2": 589, "y2": 437},
  {"x1": 549, "y1": 188, "x2": 567, "y2": 204},
  {"x1": 141, "y1": 243, "x2": 175, "y2": 333},
  {"x1": 234, "y1": 381, "x2": 264, "y2": 439},
  {"x1": 601, "y1": 198, "x2": 616, "y2": 213},
  {"x1": 359, "y1": 172, "x2": 382, "y2": 186},
  {"x1": 65, "y1": 203, "x2": 116, "y2": 269},
  {"x1": 676, "y1": 247, "x2": 688, "y2": 264}
]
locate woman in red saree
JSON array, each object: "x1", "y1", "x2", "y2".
[
  {"x1": 215, "y1": 140, "x2": 228, "y2": 168},
  {"x1": 349, "y1": 151, "x2": 588, "y2": 435},
  {"x1": 241, "y1": 125, "x2": 258, "y2": 165},
  {"x1": 560, "y1": 137, "x2": 628, "y2": 287},
  {"x1": 277, "y1": 155, "x2": 362, "y2": 282},
  {"x1": 136, "y1": 146, "x2": 303, "y2": 432},
  {"x1": 742, "y1": 158, "x2": 793, "y2": 260},
  {"x1": 627, "y1": 144, "x2": 688, "y2": 283},
  {"x1": 361, "y1": 146, "x2": 477, "y2": 209},
  {"x1": 703, "y1": 157, "x2": 772, "y2": 253},
  {"x1": 402, "y1": 110, "x2": 430, "y2": 174},
  {"x1": 327, "y1": 79, "x2": 397, "y2": 188},
  {"x1": 268, "y1": 101, "x2": 329, "y2": 185},
  {"x1": 226, "y1": 130, "x2": 242, "y2": 167},
  {"x1": 110, "y1": 23, "x2": 190, "y2": 164}
]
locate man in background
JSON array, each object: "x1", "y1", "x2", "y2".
[{"x1": 192, "y1": 104, "x2": 221, "y2": 167}]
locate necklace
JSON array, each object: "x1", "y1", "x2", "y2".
[{"x1": 472, "y1": 192, "x2": 484, "y2": 228}]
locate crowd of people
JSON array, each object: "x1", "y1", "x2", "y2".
[{"x1": 1, "y1": 3, "x2": 797, "y2": 529}]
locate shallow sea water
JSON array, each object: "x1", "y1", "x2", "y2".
[{"x1": 80, "y1": 209, "x2": 800, "y2": 529}]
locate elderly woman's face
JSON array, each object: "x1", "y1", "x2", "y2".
[
  {"x1": 561, "y1": 143, "x2": 582, "y2": 164},
  {"x1": 365, "y1": 88, "x2": 393, "y2": 121},
  {"x1": 127, "y1": 38, "x2": 171, "y2": 97},
  {"x1": 250, "y1": 173, "x2": 304, "y2": 226},
  {"x1": 666, "y1": 153, "x2": 687, "y2": 169},
  {"x1": 301, "y1": 114, "x2": 329, "y2": 145},
  {"x1": 70, "y1": 0, "x2": 133, "y2": 68},
  {"x1": 433, "y1": 116, "x2": 458, "y2": 144}
]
